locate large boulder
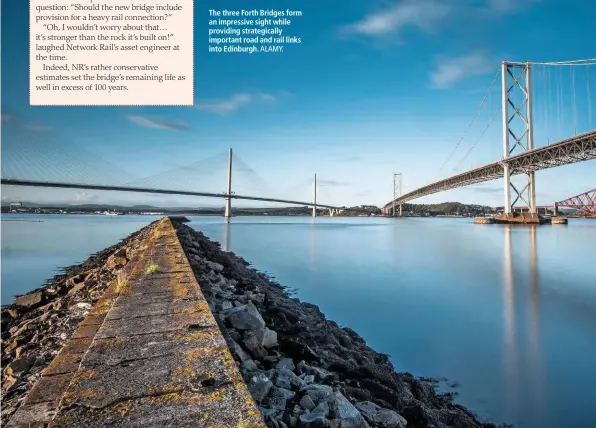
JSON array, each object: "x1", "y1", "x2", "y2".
[
  {"x1": 4, "y1": 356, "x2": 35, "y2": 377},
  {"x1": 356, "y1": 401, "x2": 407, "y2": 428},
  {"x1": 329, "y1": 392, "x2": 369, "y2": 428},
  {"x1": 275, "y1": 358, "x2": 295, "y2": 371},
  {"x1": 228, "y1": 339, "x2": 251, "y2": 361},
  {"x1": 243, "y1": 330, "x2": 268, "y2": 360},
  {"x1": 274, "y1": 368, "x2": 305, "y2": 390},
  {"x1": 262, "y1": 328, "x2": 278, "y2": 348},
  {"x1": 226, "y1": 302, "x2": 266, "y2": 332},
  {"x1": 13, "y1": 292, "x2": 43, "y2": 310},
  {"x1": 248, "y1": 373, "x2": 273, "y2": 403},
  {"x1": 206, "y1": 261, "x2": 224, "y2": 272},
  {"x1": 297, "y1": 361, "x2": 333, "y2": 381},
  {"x1": 106, "y1": 248, "x2": 127, "y2": 269}
]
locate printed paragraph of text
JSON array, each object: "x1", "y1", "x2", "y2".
[{"x1": 30, "y1": 0, "x2": 194, "y2": 106}]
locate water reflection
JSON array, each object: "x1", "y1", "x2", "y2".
[
  {"x1": 502, "y1": 225, "x2": 545, "y2": 424},
  {"x1": 529, "y1": 226, "x2": 540, "y2": 354},
  {"x1": 528, "y1": 226, "x2": 545, "y2": 422},
  {"x1": 309, "y1": 218, "x2": 316, "y2": 265},
  {"x1": 502, "y1": 225, "x2": 518, "y2": 412},
  {"x1": 222, "y1": 219, "x2": 230, "y2": 252}
]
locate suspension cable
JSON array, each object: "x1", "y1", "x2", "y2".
[
  {"x1": 556, "y1": 66, "x2": 562, "y2": 136},
  {"x1": 528, "y1": 58, "x2": 596, "y2": 65},
  {"x1": 547, "y1": 65, "x2": 552, "y2": 139},
  {"x1": 438, "y1": 67, "x2": 501, "y2": 173},
  {"x1": 454, "y1": 106, "x2": 501, "y2": 170},
  {"x1": 588, "y1": 66, "x2": 593, "y2": 130},
  {"x1": 571, "y1": 66, "x2": 578, "y2": 134}
]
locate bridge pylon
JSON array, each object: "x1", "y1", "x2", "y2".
[
  {"x1": 224, "y1": 148, "x2": 232, "y2": 218},
  {"x1": 393, "y1": 173, "x2": 402, "y2": 216},
  {"x1": 501, "y1": 60, "x2": 536, "y2": 214}
]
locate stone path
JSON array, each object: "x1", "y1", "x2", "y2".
[{"x1": 8, "y1": 218, "x2": 265, "y2": 427}]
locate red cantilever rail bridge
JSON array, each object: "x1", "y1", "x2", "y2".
[
  {"x1": 557, "y1": 188, "x2": 596, "y2": 216},
  {"x1": 512, "y1": 188, "x2": 596, "y2": 216}
]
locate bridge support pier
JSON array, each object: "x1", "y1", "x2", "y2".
[{"x1": 224, "y1": 148, "x2": 232, "y2": 218}]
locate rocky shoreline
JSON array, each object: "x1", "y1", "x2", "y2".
[{"x1": 2, "y1": 218, "x2": 508, "y2": 427}]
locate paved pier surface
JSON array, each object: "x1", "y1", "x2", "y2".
[{"x1": 8, "y1": 218, "x2": 265, "y2": 427}]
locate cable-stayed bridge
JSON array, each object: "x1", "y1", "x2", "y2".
[
  {"x1": 0, "y1": 117, "x2": 349, "y2": 216},
  {"x1": 384, "y1": 58, "x2": 596, "y2": 215},
  {"x1": 0, "y1": 148, "x2": 344, "y2": 217}
]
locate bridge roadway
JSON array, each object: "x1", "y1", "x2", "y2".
[
  {"x1": 0, "y1": 179, "x2": 341, "y2": 210},
  {"x1": 384, "y1": 130, "x2": 596, "y2": 209},
  {"x1": 7, "y1": 217, "x2": 266, "y2": 427}
]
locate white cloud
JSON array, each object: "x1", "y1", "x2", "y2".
[
  {"x1": 126, "y1": 116, "x2": 188, "y2": 131},
  {"x1": 194, "y1": 92, "x2": 278, "y2": 115},
  {"x1": 430, "y1": 51, "x2": 494, "y2": 88},
  {"x1": 339, "y1": 0, "x2": 451, "y2": 39}
]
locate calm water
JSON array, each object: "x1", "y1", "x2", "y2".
[{"x1": 2, "y1": 214, "x2": 596, "y2": 427}]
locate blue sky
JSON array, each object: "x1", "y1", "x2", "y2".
[{"x1": 2, "y1": 0, "x2": 595, "y2": 208}]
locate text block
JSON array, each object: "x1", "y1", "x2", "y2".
[{"x1": 30, "y1": 0, "x2": 194, "y2": 106}]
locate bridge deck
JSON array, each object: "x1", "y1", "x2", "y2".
[
  {"x1": 384, "y1": 130, "x2": 596, "y2": 208},
  {"x1": 7, "y1": 218, "x2": 265, "y2": 427}
]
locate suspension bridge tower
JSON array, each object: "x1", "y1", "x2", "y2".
[
  {"x1": 393, "y1": 173, "x2": 402, "y2": 217},
  {"x1": 501, "y1": 60, "x2": 536, "y2": 215}
]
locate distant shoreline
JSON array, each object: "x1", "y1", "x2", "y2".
[{"x1": 3, "y1": 212, "x2": 592, "y2": 219}]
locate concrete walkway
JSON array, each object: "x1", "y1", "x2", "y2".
[{"x1": 8, "y1": 218, "x2": 265, "y2": 427}]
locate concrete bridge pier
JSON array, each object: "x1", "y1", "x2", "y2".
[{"x1": 224, "y1": 148, "x2": 232, "y2": 218}]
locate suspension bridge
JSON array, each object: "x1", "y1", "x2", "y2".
[
  {"x1": 1, "y1": 58, "x2": 595, "y2": 218},
  {"x1": 383, "y1": 58, "x2": 596, "y2": 218}
]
